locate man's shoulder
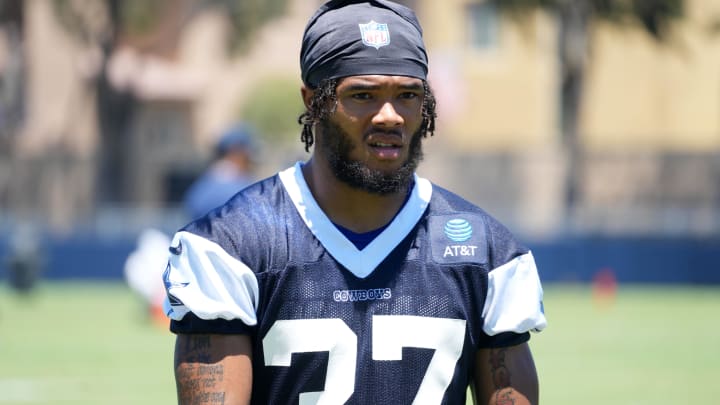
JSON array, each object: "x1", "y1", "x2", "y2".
[
  {"x1": 174, "y1": 171, "x2": 297, "y2": 269},
  {"x1": 426, "y1": 182, "x2": 529, "y2": 260},
  {"x1": 427, "y1": 183, "x2": 487, "y2": 216},
  {"x1": 182, "y1": 172, "x2": 288, "y2": 238},
  {"x1": 232, "y1": 171, "x2": 283, "y2": 199}
]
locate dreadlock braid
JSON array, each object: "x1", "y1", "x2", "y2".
[
  {"x1": 297, "y1": 78, "x2": 338, "y2": 152},
  {"x1": 297, "y1": 78, "x2": 438, "y2": 152},
  {"x1": 420, "y1": 80, "x2": 437, "y2": 138}
]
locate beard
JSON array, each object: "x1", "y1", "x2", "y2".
[{"x1": 315, "y1": 117, "x2": 424, "y2": 195}]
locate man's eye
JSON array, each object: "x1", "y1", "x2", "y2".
[
  {"x1": 400, "y1": 92, "x2": 420, "y2": 100},
  {"x1": 352, "y1": 93, "x2": 372, "y2": 100}
]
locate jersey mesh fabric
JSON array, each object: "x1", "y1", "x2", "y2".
[{"x1": 167, "y1": 169, "x2": 543, "y2": 404}]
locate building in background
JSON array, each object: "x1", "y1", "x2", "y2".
[
  {"x1": 0, "y1": 0, "x2": 718, "y2": 239},
  {"x1": 416, "y1": 0, "x2": 720, "y2": 236}
]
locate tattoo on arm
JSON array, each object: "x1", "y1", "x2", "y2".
[
  {"x1": 176, "y1": 336, "x2": 227, "y2": 405},
  {"x1": 489, "y1": 348, "x2": 516, "y2": 405},
  {"x1": 181, "y1": 335, "x2": 212, "y2": 362}
]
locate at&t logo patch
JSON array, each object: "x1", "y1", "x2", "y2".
[
  {"x1": 443, "y1": 218, "x2": 478, "y2": 258},
  {"x1": 430, "y1": 215, "x2": 488, "y2": 264},
  {"x1": 444, "y1": 219, "x2": 473, "y2": 242}
]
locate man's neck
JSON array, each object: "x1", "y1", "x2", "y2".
[{"x1": 301, "y1": 158, "x2": 410, "y2": 233}]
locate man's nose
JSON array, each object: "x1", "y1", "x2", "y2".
[{"x1": 372, "y1": 101, "x2": 404, "y2": 127}]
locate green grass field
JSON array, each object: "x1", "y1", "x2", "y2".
[{"x1": 1, "y1": 282, "x2": 719, "y2": 404}]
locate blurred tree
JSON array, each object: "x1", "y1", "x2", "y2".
[
  {"x1": 241, "y1": 76, "x2": 305, "y2": 145},
  {"x1": 489, "y1": 0, "x2": 684, "y2": 218},
  {"x1": 0, "y1": 0, "x2": 24, "y2": 149},
  {"x1": 709, "y1": 16, "x2": 720, "y2": 34},
  {"x1": 52, "y1": 0, "x2": 289, "y2": 203}
]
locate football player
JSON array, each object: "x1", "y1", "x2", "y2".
[{"x1": 163, "y1": 1, "x2": 547, "y2": 403}]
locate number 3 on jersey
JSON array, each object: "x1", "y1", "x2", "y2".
[{"x1": 263, "y1": 315, "x2": 467, "y2": 405}]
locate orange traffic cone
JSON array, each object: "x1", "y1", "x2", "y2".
[
  {"x1": 150, "y1": 291, "x2": 170, "y2": 329},
  {"x1": 592, "y1": 267, "x2": 617, "y2": 310}
]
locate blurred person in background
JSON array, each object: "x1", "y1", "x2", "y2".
[
  {"x1": 162, "y1": 1, "x2": 546, "y2": 404},
  {"x1": 5, "y1": 225, "x2": 43, "y2": 294},
  {"x1": 124, "y1": 124, "x2": 257, "y2": 327},
  {"x1": 183, "y1": 123, "x2": 258, "y2": 220},
  {"x1": 123, "y1": 228, "x2": 171, "y2": 327}
]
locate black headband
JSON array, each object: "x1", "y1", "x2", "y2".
[{"x1": 300, "y1": 0, "x2": 429, "y2": 88}]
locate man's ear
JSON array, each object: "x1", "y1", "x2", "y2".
[{"x1": 301, "y1": 86, "x2": 314, "y2": 110}]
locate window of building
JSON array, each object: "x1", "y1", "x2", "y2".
[{"x1": 467, "y1": 2, "x2": 499, "y2": 50}]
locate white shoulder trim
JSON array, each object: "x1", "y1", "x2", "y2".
[
  {"x1": 482, "y1": 252, "x2": 547, "y2": 335},
  {"x1": 162, "y1": 231, "x2": 259, "y2": 325},
  {"x1": 279, "y1": 162, "x2": 432, "y2": 279}
]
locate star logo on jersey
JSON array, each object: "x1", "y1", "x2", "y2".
[
  {"x1": 169, "y1": 241, "x2": 183, "y2": 255},
  {"x1": 359, "y1": 20, "x2": 390, "y2": 49},
  {"x1": 163, "y1": 264, "x2": 189, "y2": 307},
  {"x1": 163, "y1": 263, "x2": 189, "y2": 289}
]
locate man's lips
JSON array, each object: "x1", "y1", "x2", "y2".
[
  {"x1": 366, "y1": 131, "x2": 403, "y2": 148},
  {"x1": 366, "y1": 132, "x2": 404, "y2": 159}
]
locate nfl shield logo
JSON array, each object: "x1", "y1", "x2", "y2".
[{"x1": 359, "y1": 20, "x2": 390, "y2": 49}]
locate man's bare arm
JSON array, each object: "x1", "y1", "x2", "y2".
[
  {"x1": 473, "y1": 342, "x2": 539, "y2": 405},
  {"x1": 174, "y1": 334, "x2": 253, "y2": 405}
]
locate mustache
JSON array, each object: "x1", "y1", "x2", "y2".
[{"x1": 363, "y1": 127, "x2": 403, "y2": 138}]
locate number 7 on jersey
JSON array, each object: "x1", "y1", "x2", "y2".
[{"x1": 263, "y1": 315, "x2": 467, "y2": 405}]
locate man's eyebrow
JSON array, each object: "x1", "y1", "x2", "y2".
[
  {"x1": 342, "y1": 83, "x2": 381, "y2": 92},
  {"x1": 342, "y1": 82, "x2": 424, "y2": 92},
  {"x1": 398, "y1": 82, "x2": 424, "y2": 91}
]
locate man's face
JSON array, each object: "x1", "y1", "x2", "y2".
[{"x1": 315, "y1": 75, "x2": 425, "y2": 195}]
